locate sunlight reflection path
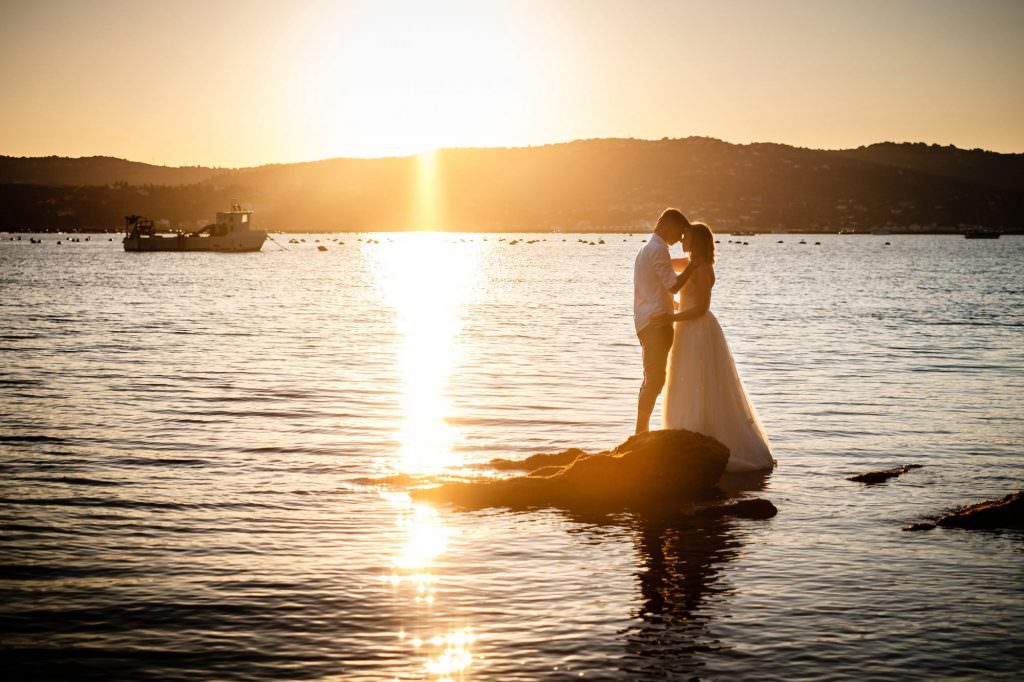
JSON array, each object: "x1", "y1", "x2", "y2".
[
  {"x1": 367, "y1": 235, "x2": 483, "y2": 680},
  {"x1": 366, "y1": 233, "x2": 481, "y2": 475}
]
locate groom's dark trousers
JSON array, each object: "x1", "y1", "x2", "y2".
[{"x1": 637, "y1": 322, "x2": 674, "y2": 429}]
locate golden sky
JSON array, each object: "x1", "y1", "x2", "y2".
[{"x1": 1, "y1": 0, "x2": 1022, "y2": 166}]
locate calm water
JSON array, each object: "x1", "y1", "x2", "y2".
[{"x1": 2, "y1": 233, "x2": 1022, "y2": 681}]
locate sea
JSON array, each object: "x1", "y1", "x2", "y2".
[{"x1": 1, "y1": 232, "x2": 1022, "y2": 681}]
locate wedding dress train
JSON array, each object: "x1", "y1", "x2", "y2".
[{"x1": 663, "y1": 274, "x2": 774, "y2": 472}]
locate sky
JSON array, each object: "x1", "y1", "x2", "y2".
[{"x1": 1, "y1": 0, "x2": 1022, "y2": 167}]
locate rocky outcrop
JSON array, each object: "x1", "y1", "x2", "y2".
[
  {"x1": 904, "y1": 491, "x2": 1024, "y2": 531},
  {"x1": 848, "y1": 464, "x2": 922, "y2": 484},
  {"x1": 484, "y1": 448, "x2": 588, "y2": 472},
  {"x1": 410, "y1": 429, "x2": 730, "y2": 511}
]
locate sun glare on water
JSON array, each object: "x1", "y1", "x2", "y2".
[
  {"x1": 367, "y1": 234, "x2": 481, "y2": 475},
  {"x1": 383, "y1": 495, "x2": 479, "y2": 680},
  {"x1": 369, "y1": 232, "x2": 485, "y2": 678}
]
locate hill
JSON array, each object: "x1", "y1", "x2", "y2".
[
  {"x1": 834, "y1": 142, "x2": 1024, "y2": 192},
  {"x1": 0, "y1": 155, "x2": 223, "y2": 187},
  {"x1": 1, "y1": 139, "x2": 1021, "y2": 232}
]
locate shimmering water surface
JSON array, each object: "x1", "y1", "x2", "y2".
[{"x1": 2, "y1": 233, "x2": 1022, "y2": 681}]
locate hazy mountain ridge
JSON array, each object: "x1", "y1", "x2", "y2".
[
  {"x1": 2, "y1": 138, "x2": 1021, "y2": 231},
  {"x1": 833, "y1": 142, "x2": 1024, "y2": 192},
  {"x1": 0, "y1": 155, "x2": 226, "y2": 187}
]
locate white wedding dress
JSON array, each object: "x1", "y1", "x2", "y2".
[{"x1": 663, "y1": 267, "x2": 774, "y2": 472}]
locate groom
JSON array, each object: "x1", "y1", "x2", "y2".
[{"x1": 634, "y1": 208, "x2": 695, "y2": 434}]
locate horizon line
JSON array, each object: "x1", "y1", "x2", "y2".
[{"x1": 3, "y1": 135, "x2": 1022, "y2": 170}]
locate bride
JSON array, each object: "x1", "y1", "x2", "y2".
[{"x1": 655, "y1": 223, "x2": 774, "y2": 473}]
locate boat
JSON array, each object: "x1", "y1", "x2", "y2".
[
  {"x1": 964, "y1": 228, "x2": 1000, "y2": 240},
  {"x1": 123, "y1": 204, "x2": 266, "y2": 252}
]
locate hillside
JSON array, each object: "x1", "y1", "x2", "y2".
[
  {"x1": 834, "y1": 142, "x2": 1024, "y2": 192},
  {"x1": 1, "y1": 139, "x2": 1021, "y2": 232},
  {"x1": 0, "y1": 156, "x2": 224, "y2": 187}
]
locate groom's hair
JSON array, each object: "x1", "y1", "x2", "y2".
[{"x1": 655, "y1": 208, "x2": 690, "y2": 232}]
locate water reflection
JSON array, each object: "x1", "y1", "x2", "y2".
[
  {"x1": 623, "y1": 512, "x2": 738, "y2": 678},
  {"x1": 619, "y1": 475, "x2": 769, "y2": 676},
  {"x1": 388, "y1": 496, "x2": 447, "y2": 607},
  {"x1": 369, "y1": 235, "x2": 482, "y2": 680},
  {"x1": 366, "y1": 234, "x2": 481, "y2": 475},
  {"x1": 565, "y1": 473, "x2": 769, "y2": 678}
]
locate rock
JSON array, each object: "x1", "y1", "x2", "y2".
[
  {"x1": 484, "y1": 448, "x2": 588, "y2": 471},
  {"x1": 695, "y1": 498, "x2": 777, "y2": 520},
  {"x1": 410, "y1": 429, "x2": 730, "y2": 511},
  {"x1": 935, "y1": 492, "x2": 1022, "y2": 530},
  {"x1": 903, "y1": 492, "x2": 1023, "y2": 531},
  {"x1": 903, "y1": 522, "x2": 936, "y2": 532},
  {"x1": 848, "y1": 464, "x2": 922, "y2": 484}
]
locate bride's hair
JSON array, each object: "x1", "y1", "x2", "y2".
[{"x1": 688, "y1": 223, "x2": 716, "y2": 264}]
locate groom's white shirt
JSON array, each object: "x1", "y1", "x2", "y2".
[{"x1": 633, "y1": 233, "x2": 677, "y2": 334}]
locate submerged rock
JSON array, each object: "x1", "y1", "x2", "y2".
[
  {"x1": 696, "y1": 498, "x2": 778, "y2": 520},
  {"x1": 411, "y1": 429, "x2": 729, "y2": 510},
  {"x1": 848, "y1": 464, "x2": 922, "y2": 484},
  {"x1": 904, "y1": 491, "x2": 1024, "y2": 531},
  {"x1": 903, "y1": 521, "x2": 937, "y2": 531}
]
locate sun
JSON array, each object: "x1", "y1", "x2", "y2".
[{"x1": 286, "y1": 0, "x2": 548, "y2": 158}]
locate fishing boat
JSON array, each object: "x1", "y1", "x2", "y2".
[
  {"x1": 123, "y1": 204, "x2": 266, "y2": 252},
  {"x1": 963, "y1": 228, "x2": 1000, "y2": 240}
]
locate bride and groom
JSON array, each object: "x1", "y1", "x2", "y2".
[{"x1": 634, "y1": 208, "x2": 774, "y2": 472}]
